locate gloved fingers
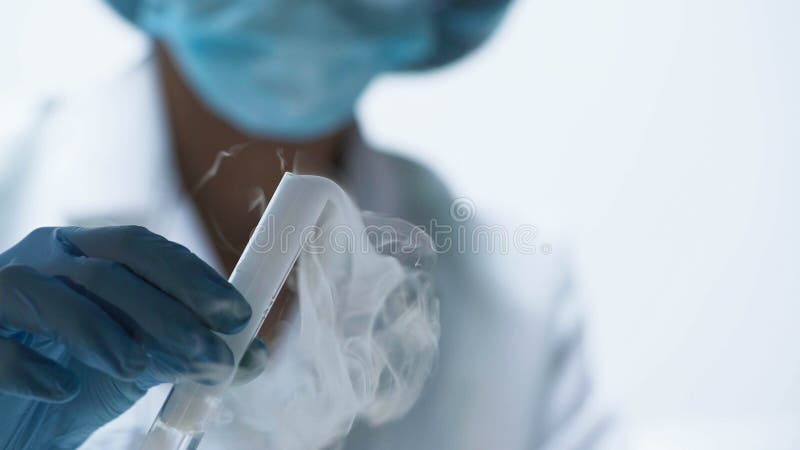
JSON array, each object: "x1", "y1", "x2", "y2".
[
  {"x1": 138, "y1": 338, "x2": 268, "y2": 389},
  {"x1": 232, "y1": 338, "x2": 268, "y2": 385},
  {"x1": 56, "y1": 226, "x2": 251, "y2": 334},
  {"x1": 0, "y1": 338, "x2": 80, "y2": 403},
  {"x1": 0, "y1": 265, "x2": 148, "y2": 380},
  {"x1": 64, "y1": 257, "x2": 235, "y2": 385}
]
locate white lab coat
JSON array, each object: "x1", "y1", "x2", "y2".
[{"x1": 0, "y1": 54, "x2": 616, "y2": 450}]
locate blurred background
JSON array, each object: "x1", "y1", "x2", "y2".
[{"x1": 1, "y1": 1, "x2": 797, "y2": 449}]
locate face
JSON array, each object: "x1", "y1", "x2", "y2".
[{"x1": 132, "y1": 0, "x2": 434, "y2": 139}]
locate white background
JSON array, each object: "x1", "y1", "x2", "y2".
[{"x1": 1, "y1": 1, "x2": 798, "y2": 449}]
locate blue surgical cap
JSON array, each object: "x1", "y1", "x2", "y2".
[{"x1": 106, "y1": 0, "x2": 510, "y2": 70}]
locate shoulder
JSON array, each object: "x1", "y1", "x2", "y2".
[
  {"x1": 346, "y1": 135, "x2": 577, "y2": 316},
  {"x1": 344, "y1": 139, "x2": 455, "y2": 230}
]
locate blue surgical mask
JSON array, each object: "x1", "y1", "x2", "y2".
[{"x1": 107, "y1": 0, "x2": 509, "y2": 140}]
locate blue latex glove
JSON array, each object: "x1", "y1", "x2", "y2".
[{"x1": 0, "y1": 226, "x2": 269, "y2": 449}]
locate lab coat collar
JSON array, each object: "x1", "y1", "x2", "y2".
[
  {"x1": 32, "y1": 52, "x2": 387, "y2": 271},
  {"x1": 38, "y1": 53, "x2": 379, "y2": 229},
  {"x1": 39, "y1": 53, "x2": 177, "y2": 229},
  {"x1": 35, "y1": 50, "x2": 401, "y2": 260}
]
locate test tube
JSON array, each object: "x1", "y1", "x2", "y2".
[{"x1": 139, "y1": 172, "x2": 336, "y2": 450}]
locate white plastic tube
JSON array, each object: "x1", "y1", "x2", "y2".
[{"x1": 139, "y1": 172, "x2": 337, "y2": 450}]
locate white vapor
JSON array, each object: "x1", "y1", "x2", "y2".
[{"x1": 199, "y1": 174, "x2": 440, "y2": 450}]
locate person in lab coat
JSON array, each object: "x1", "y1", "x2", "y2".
[{"x1": 0, "y1": 0, "x2": 617, "y2": 449}]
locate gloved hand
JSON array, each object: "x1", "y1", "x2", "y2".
[{"x1": 0, "y1": 226, "x2": 269, "y2": 449}]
